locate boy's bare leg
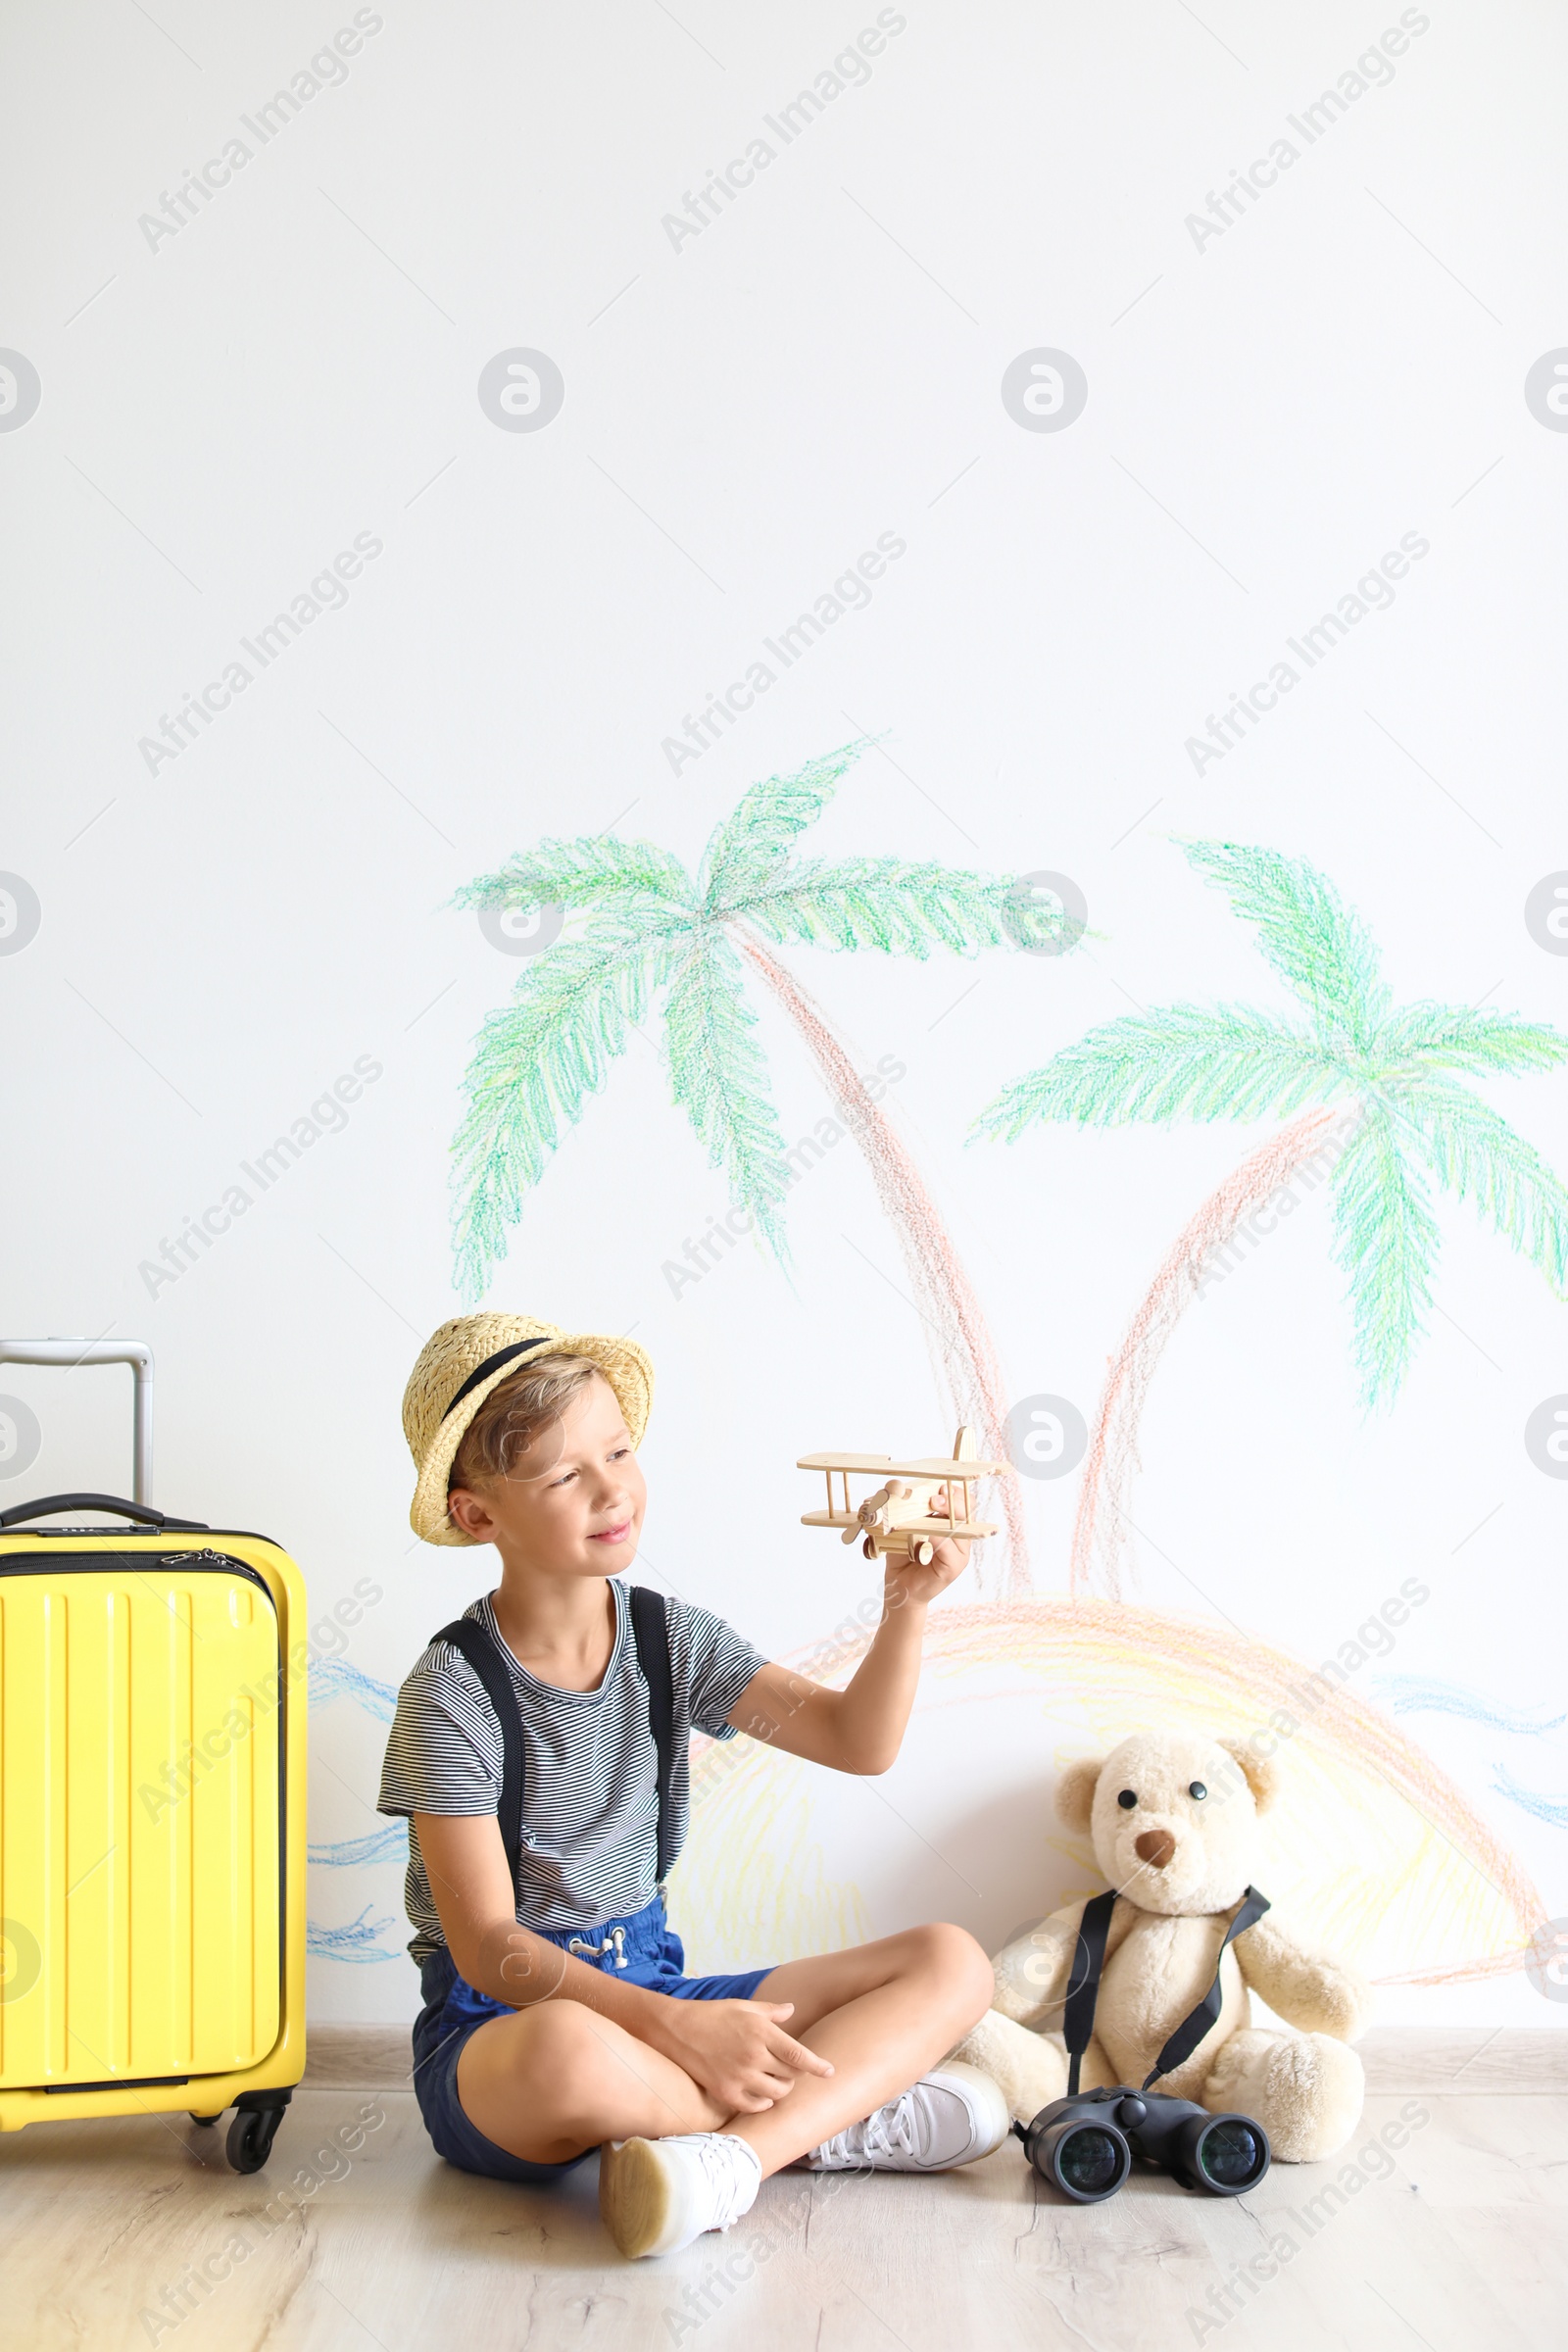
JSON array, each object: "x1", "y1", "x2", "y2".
[
  {"x1": 457, "y1": 2003, "x2": 730, "y2": 2163},
  {"x1": 728, "y1": 1921, "x2": 994, "y2": 2174},
  {"x1": 455, "y1": 1922, "x2": 993, "y2": 2172}
]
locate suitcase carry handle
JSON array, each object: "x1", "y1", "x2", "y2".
[
  {"x1": 0, "y1": 1492, "x2": 209, "y2": 1533},
  {"x1": 0, "y1": 1337, "x2": 153, "y2": 1502}
]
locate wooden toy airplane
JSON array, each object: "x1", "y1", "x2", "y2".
[{"x1": 797, "y1": 1426, "x2": 1004, "y2": 1565}]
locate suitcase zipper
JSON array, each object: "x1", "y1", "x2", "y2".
[{"x1": 0, "y1": 1546, "x2": 275, "y2": 1601}]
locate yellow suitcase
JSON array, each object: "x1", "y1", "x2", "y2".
[{"x1": 0, "y1": 1339, "x2": 307, "y2": 2173}]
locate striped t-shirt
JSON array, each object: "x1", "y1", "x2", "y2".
[{"x1": 376, "y1": 1581, "x2": 766, "y2": 1958}]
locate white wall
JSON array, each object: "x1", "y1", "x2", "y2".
[{"x1": 3, "y1": 0, "x2": 1564, "y2": 2027}]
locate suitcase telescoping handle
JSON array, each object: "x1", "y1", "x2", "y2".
[{"x1": 0, "y1": 1336, "x2": 154, "y2": 1504}]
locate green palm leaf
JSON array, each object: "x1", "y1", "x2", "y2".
[
  {"x1": 727, "y1": 858, "x2": 1054, "y2": 957},
  {"x1": 700, "y1": 741, "x2": 867, "y2": 905},
  {"x1": 1330, "y1": 1106, "x2": 1440, "y2": 1407},
  {"x1": 980, "y1": 834, "x2": 1568, "y2": 1419},
  {"x1": 454, "y1": 837, "x2": 693, "y2": 920},
  {"x1": 451, "y1": 741, "x2": 1088, "y2": 1299},
  {"x1": 1374, "y1": 1001, "x2": 1568, "y2": 1081},
  {"x1": 1394, "y1": 1078, "x2": 1568, "y2": 1294},
  {"x1": 973, "y1": 1005, "x2": 1345, "y2": 1138},
  {"x1": 1180, "y1": 839, "x2": 1389, "y2": 1045},
  {"x1": 662, "y1": 932, "x2": 792, "y2": 1254},
  {"x1": 452, "y1": 927, "x2": 668, "y2": 1299}
]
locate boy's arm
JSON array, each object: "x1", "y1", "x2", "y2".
[
  {"x1": 413, "y1": 1810, "x2": 678, "y2": 2026},
  {"x1": 411, "y1": 1811, "x2": 833, "y2": 2110},
  {"x1": 726, "y1": 1496, "x2": 968, "y2": 1775}
]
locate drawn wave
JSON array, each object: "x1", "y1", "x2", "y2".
[
  {"x1": 306, "y1": 1904, "x2": 403, "y2": 1963},
  {"x1": 1372, "y1": 1676, "x2": 1567, "y2": 1737},
  {"x1": 308, "y1": 1661, "x2": 406, "y2": 1960},
  {"x1": 1492, "y1": 1765, "x2": 1568, "y2": 1831},
  {"x1": 309, "y1": 1823, "x2": 409, "y2": 1870},
  {"x1": 310, "y1": 1656, "x2": 399, "y2": 1723}
]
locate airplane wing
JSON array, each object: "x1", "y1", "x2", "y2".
[
  {"x1": 801, "y1": 1509, "x2": 999, "y2": 1538},
  {"x1": 796, "y1": 1451, "x2": 1005, "y2": 1478}
]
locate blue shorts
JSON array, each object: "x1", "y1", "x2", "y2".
[{"x1": 411, "y1": 1892, "x2": 775, "y2": 2183}]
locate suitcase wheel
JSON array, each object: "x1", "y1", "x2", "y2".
[
  {"x1": 226, "y1": 2104, "x2": 285, "y2": 2174},
  {"x1": 189, "y1": 2113, "x2": 220, "y2": 2128}
]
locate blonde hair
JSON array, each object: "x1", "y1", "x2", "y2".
[{"x1": 447, "y1": 1351, "x2": 606, "y2": 1493}]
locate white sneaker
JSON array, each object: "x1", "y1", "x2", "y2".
[
  {"x1": 803, "y1": 2061, "x2": 1011, "y2": 2173},
  {"x1": 599, "y1": 2131, "x2": 761, "y2": 2259}
]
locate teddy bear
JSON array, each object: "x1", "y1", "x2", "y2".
[{"x1": 950, "y1": 1729, "x2": 1371, "y2": 2163}]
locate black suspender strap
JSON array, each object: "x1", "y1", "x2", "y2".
[
  {"x1": 428, "y1": 1586, "x2": 679, "y2": 1897},
  {"x1": 432, "y1": 1616, "x2": 525, "y2": 1885},
  {"x1": 1064, "y1": 1889, "x2": 1117, "y2": 2097},
  {"x1": 1142, "y1": 1886, "x2": 1270, "y2": 2088},
  {"x1": 629, "y1": 1585, "x2": 677, "y2": 1887},
  {"x1": 1061, "y1": 1884, "x2": 1271, "y2": 2096}
]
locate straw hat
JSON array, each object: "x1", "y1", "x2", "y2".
[{"x1": 403, "y1": 1312, "x2": 654, "y2": 1546}]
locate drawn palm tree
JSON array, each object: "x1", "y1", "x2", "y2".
[
  {"x1": 975, "y1": 838, "x2": 1568, "y2": 1598},
  {"x1": 451, "y1": 740, "x2": 1074, "y2": 1595}
]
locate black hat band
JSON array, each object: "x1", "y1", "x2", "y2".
[{"x1": 440, "y1": 1337, "x2": 554, "y2": 1424}]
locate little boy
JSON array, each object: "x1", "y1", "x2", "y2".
[{"x1": 378, "y1": 1311, "x2": 1004, "y2": 2258}]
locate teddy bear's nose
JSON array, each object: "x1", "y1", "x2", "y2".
[{"x1": 1134, "y1": 1828, "x2": 1176, "y2": 1869}]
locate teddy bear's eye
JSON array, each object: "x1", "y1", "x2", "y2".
[
  {"x1": 1116, "y1": 1788, "x2": 1138, "y2": 1810},
  {"x1": 1189, "y1": 1781, "x2": 1207, "y2": 1800}
]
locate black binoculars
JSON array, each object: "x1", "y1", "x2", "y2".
[{"x1": 1017, "y1": 2085, "x2": 1270, "y2": 2202}]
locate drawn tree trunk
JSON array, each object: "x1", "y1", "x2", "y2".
[
  {"x1": 740, "y1": 933, "x2": 1029, "y2": 1598},
  {"x1": 1071, "y1": 1105, "x2": 1350, "y2": 1600}
]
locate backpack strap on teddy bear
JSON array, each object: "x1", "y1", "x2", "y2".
[{"x1": 1063, "y1": 1885, "x2": 1271, "y2": 2095}]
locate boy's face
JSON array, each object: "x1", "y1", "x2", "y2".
[{"x1": 446, "y1": 1373, "x2": 646, "y2": 1576}]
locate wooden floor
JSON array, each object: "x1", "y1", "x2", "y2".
[{"x1": 4, "y1": 2034, "x2": 1565, "y2": 2351}]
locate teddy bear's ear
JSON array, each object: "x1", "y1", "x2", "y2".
[
  {"x1": 1055, "y1": 1756, "x2": 1105, "y2": 1835},
  {"x1": 1217, "y1": 1737, "x2": 1280, "y2": 1816}
]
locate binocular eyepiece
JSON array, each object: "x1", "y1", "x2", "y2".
[{"x1": 1017, "y1": 2085, "x2": 1270, "y2": 2203}]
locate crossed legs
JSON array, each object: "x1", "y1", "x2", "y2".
[{"x1": 455, "y1": 1922, "x2": 995, "y2": 2176}]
